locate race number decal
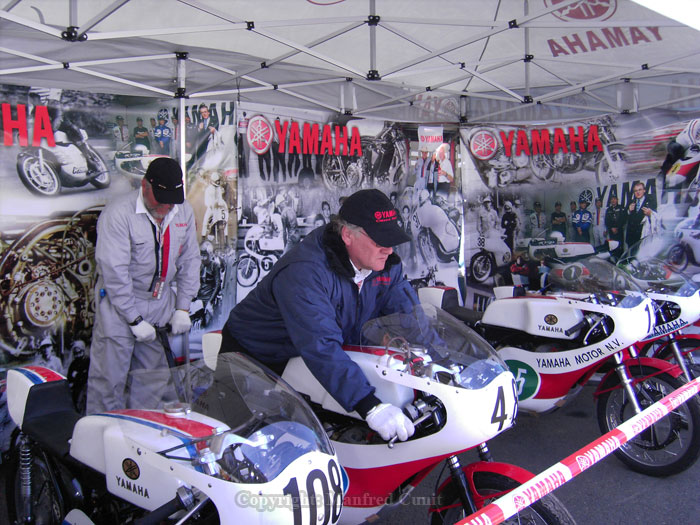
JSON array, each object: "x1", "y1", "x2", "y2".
[
  {"x1": 490, "y1": 380, "x2": 518, "y2": 431},
  {"x1": 506, "y1": 359, "x2": 539, "y2": 400},
  {"x1": 246, "y1": 115, "x2": 273, "y2": 155},
  {"x1": 283, "y1": 459, "x2": 343, "y2": 525}
]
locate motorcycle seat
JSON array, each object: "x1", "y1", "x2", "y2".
[
  {"x1": 444, "y1": 305, "x2": 483, "y2": 328},
  {"x1": 21, "y1": 379, "x2": 81, "y2": 459}
]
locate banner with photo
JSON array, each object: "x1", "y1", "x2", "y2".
[
  {"x1": 459, "y1": 108, "x2": 700, "y2": 310},
  {"x1": 234, "y1": 104, "x2": 464, "y2": 302},
  {"x1": 0, "y1": 83, "x2": 240, "y2": 454}
]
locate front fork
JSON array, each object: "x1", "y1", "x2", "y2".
[
  {"x1": 445, "y1": 442, "x2": 495, "y2": 515},
  {"x1": 666, "y1": 332, "x2": 695, "y2": 381},
  {"x1": 613, "y1": 349, "x2": 645, "y2": 414},
  {"x1": 19, "y1": 433, "x2": 33, "y2": 523}
]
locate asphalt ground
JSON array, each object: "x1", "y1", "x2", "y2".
[{"x1": 381, "y1": 383, "x2": 700, "y2": 525}]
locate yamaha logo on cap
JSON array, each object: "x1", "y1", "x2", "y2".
[{"x1": 374, "y1": 209, "x2": 397, "y2": 223}]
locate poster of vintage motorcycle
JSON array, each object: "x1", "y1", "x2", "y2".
[
  {"x1": 234, "y1": 104, "x2": 464, "y2": 302},
  {"x1": 459, "y1": 109, "x2": 700, "y2": 310}
]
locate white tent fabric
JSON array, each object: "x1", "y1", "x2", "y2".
[{"x1": 2, "y1": 0, "x2": 700, "y2": 122}]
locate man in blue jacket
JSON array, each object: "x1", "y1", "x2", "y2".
[{"x1": 222, "y1": 189, "x2": 417, "y2": 442}]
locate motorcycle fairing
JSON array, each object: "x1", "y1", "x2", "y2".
[{"x1": 123, "y1": 430, "x2": 344, "y2": 525}]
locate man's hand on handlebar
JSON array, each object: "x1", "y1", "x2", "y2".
[{"x1": 365, "y1": 403, "x2": 415, "y2": 442}]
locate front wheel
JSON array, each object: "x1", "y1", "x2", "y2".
[
  {"x1": 596, "y1": 365, "x2": 700, "y2": 476},
  {"x1": 641, "y1": 338, "x2": 700, "y2": 380},
  {"x1": 596, "y1": 144, "x2": 628, "y2": 185},
  {"x1": 85, "y1": 145, "x2": 111, "y2": 189},
  {"x1": 470, "y1": 251, "x2": 494, "y2": 283},
  {"x1": 321, "y1": 155, "x2": 362, "y2": 190},
  {"x1": 430, "y1": 471, "x2": 576, "y2": 525},
  {"x1": 236, "y1": 255, "x2": 260, "y2": 287},
  {"x1": 16, "y1": 152, "x2": 62, "y2": 196}
]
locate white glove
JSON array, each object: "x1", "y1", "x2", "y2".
[
  {"x1": 169, "y1": 309, "x2": 191, "y2": 335},
  {"x1": 130, "y1": 320, "x2": 156, "y2": 342},
  {"x1": 365, "y1": 403, "x2": 415, "y2": 442}
]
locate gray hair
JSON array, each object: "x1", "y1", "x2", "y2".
[{"x1": 330, "y1": 215, "x2": 362, "y2": 236}]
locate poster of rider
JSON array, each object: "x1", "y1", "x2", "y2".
[
  {"x1": 459, "y1": 108, "x2": 700, "y2": 309},
  {"x1": 234, "y1": 104, "x2": 464, "y2": 302}
]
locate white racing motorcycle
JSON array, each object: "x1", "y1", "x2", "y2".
[
  {"x1": 5, "y1": 352, "x2": 344, "y2": 524},
  {"x1": 277, "y1": 304, "x2": 575, "y2": 524}
]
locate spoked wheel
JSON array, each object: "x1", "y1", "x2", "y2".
[
  {"x1": 470, "y1": 251, "x2": 494, "y2": 283},
  {"x1": 6, "y1": 446, "x2": 64, "y2": 524},
  {"x1": 596, "y1": 365, "x2": 700, "y2": 476},
  {"x1": 430, "y1": 472, "x2": 576, "y2": 525},
  {"x1": 236, "y1": 255, "x2": 260, "y2": 287},
  {"x1": 530, "y1": 154, "x2": 555, "y2": 181},
  {"x1": 321, "y1": 155, "x2": 362, "y2": 190},
  {"x1": 596, "y1": 144, "x2": 628, "y2": 185},
  {"x1": 16, "y1": 153, "x2": 61, "y2": 196},
  {"x1": 417, "y1": 229, "x2": 438, "y2": 267}
]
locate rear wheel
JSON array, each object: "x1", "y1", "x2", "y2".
[
  {"x1": 530, "y1": 154, "x2": 555, "y2": 181},
  {"x1": 596, "y1": 365, "x2": 700, "y2": 476},
  {"x1": 6, "y1": 443, "x2": 64, "y2": 525},
  {"x1": 430, "y1": 471, "x2": 576, "y2": 525}
]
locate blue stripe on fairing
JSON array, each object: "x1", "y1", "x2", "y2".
[
  {"x1": 98, "y1": 412, "x2": 202, "y2": 471},
  {"x1": 16, "y1": 368, "x2": 43, "y2": 384}
]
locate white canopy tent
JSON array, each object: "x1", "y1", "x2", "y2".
[{"x1": 1, "y1": 0, "x2": 700, "y2": 123}]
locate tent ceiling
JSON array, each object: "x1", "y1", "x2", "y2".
[{"x1": 2, "y1": 0, "x2": 700, "y2": 122}]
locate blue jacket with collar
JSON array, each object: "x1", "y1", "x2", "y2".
[{"x1": 224, "y1": 224, "x2": 418, "y2": 414}]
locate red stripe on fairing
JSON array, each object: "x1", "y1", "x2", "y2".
[
  {"x1": 110, "y1": 409, "x2": 215, "y2": 437},
  {"x1": 23, "y1": 366, "x2": 65, "y2": 382},
  {"x1": 343, "y1": 452, "x2": 461, "y2": 508},
  {"x1": 343, "y1": 344, "x2": 405, "y2": 360}
]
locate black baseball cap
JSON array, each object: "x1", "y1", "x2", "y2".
[
  {"x1": 145, "y1": 157, "x2": 184, "y2": 204},
  {"x1": 339, "y1": 189, "x2": 410, "y2": 247}
]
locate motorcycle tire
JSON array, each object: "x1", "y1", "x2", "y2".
[
  {"x1": 470, "y1": 251, "x2": 494, "y2": 283},
  {"x1": 641, "y1": 338, "x2": 700, "y2": 380},
  {"x1": 530, "y1": 154, "x2": 555, "y2": 181},
  {"x1": 430, "y1": 471, "x2": 576, "y2": 525},
  {"x1": 6, "y1": 444, "x2": 65, "y2": 524},
  {"x1": 16, "y1": 152, "x2": 62, "y2": 196},
  {"x1": 85, "y1": 144, "x2": 111, "y2": 189},
  {"x1": 595, "y1": 143, "x2": 628, "y2": 186},
  {"x1": 667, "y1": 244, "x2": 689, "y2": 271},
  {"x1": 596, "y1": 365, "x2": 700, "y2": 476},
  {"x1": 236, "y1": 255, "x2": 260, "y2": 287},
  {"x1": 321, "y1": 154, "x2": 363, "y2": 190},
  {"x1": 417, "y1": 229, "x2": 438, "y2": 267}
]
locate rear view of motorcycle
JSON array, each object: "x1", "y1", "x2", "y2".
[{"x1": 4, "y1": 353, "x2": 345, "y2": 524}]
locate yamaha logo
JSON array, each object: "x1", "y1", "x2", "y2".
[
  {"x1": 122, "y1": 458, "x2": 140, "y2": 480},
  {"x1": 545, "y1": 0, "x2": 617, "y2": 22},
  {"x1": 544, "y1": 314, "x2": 558, "y2": 325}
]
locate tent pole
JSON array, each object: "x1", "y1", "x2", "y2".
[{"x1": 177, "y1": 53, "x2": 187, "y2": 195}]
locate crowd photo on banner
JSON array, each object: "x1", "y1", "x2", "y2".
[{"x1": 1, "y1": 78, "x2": 700, "y2": 461}]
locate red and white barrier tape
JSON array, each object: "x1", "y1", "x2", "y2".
[{"x1": 458, "y1": 375, "x2": 700, "y2": 525}]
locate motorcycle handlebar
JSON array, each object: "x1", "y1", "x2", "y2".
[
  {"x1": 387, "y1": 410, "x2": 434, "y2": 449},
  {"x1": 564, "y1": 317, "x2": 589, "y2": 337}
]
